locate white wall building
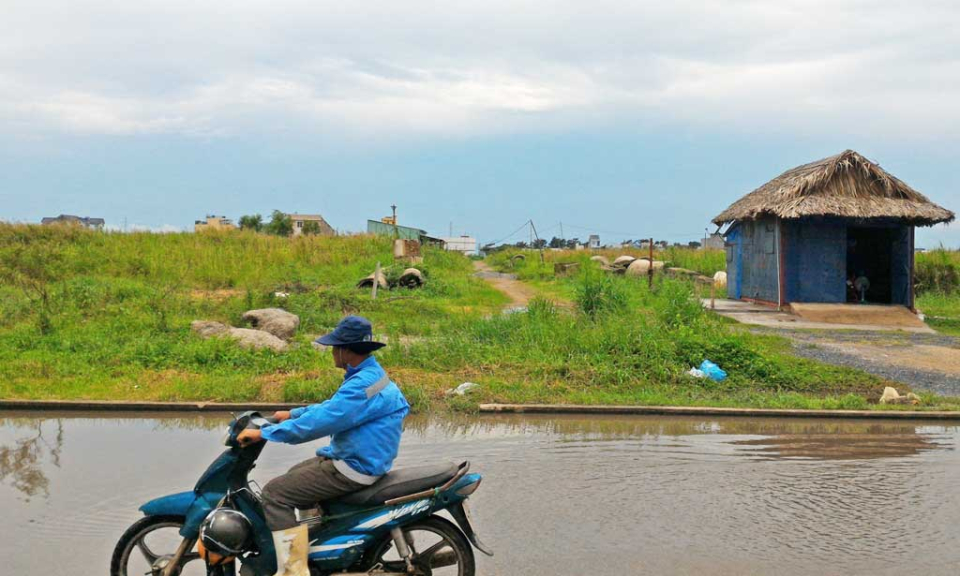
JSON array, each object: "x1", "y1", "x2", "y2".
[{"x1": 441, "y1": 236, "x2": 478, "y2": 255}]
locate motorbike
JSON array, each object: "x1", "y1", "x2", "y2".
[{"x1": 110, "y1": 411, "x2": 492, "y2": 576}]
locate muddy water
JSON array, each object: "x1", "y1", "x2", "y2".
[{"x1": 1, "y1": 412, "x2": 959, "y2": 575}]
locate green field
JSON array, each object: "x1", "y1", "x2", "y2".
[{"x1": 1, "y1": 225, "x2": 957, "y2": 412}]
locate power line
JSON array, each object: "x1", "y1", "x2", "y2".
[{"x1": 486, "y1": 220, "x2": 532, "y2": 246}]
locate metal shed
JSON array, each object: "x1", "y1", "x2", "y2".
[{"x1": 714, "y1": 150, "x2": 954, "y2": 308}]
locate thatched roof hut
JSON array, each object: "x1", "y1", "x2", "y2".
[
  {"x1": 713, "y1": 150, "x2": 952, "y2": 309},
  {"x1": 713, "y1": 150, "x2": 953, "y2": 226}
]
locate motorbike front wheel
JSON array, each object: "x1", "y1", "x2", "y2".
[
  {"x1": 359, "y1": 515, "x2": 476, "y2": 576},
  {"x1": 110, "y1": 515, "x2": 206, "y2": 576}
]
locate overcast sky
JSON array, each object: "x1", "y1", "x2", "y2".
[{"x1": 1, "y1": 1, "x2": 958, "y2": 246}]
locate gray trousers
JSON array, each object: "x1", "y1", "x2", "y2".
[{"x1": 261, "y1": 457, "x2": 365, "y2": 530}]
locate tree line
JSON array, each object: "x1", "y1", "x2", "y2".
[{"x1": 237, "y1": 211, "x2": 324, "y2": 237}]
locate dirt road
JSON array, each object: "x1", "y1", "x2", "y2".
[
  {"x1": 473, "y1": 260, "x2": 540, "y2": 309},
  {"x1": 762, "y1": 329, "x2": 960, "y2": 395}
]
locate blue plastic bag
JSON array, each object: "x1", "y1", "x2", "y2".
[{"x1": 699, "y1": 360, "x2": 727, "y2": 382}]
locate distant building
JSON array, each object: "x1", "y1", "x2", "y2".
[
  {"x1": 41, "y1": 214, "x2": 105, "y2": 230},
  {"x1": 194, "y1": 215, "x2": 236, "y2": 232},
  {"x1": 287, "y1": 214, "x2": 335, "y2": 236},
  {"x1": 441, "y1": 236, "x2": 478, "y2": 255},
  {"x1": 367, "y1": 219, "x2": 443, "y2": 246},
  {"x1": 703, "y1": 233, "x2": 725, "y2": 250},
  {"x1": 588, "y1": 234, "x2": 601, "y2": 249}
]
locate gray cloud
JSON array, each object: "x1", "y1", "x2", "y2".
[{"x1": 2, "y1": 0, "x2": 958, "y2": 139}]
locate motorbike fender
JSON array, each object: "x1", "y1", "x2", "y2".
[
  {"x1": 140, "y1": 491, "x2": 195, "y2": 517},
  {"x1": 449, "y1": 501, "x2": 494, "y2": 557},
  {"x1": 139, "y1": 491, "x2": 224, "y2": 538}
]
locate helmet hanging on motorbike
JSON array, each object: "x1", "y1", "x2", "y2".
[{"x1": 199, "y1": 508, "x2": 253, "y2": 563}]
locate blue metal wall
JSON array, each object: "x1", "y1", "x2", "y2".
[
  {"x1": 724, "y1": 225, "x2": 742, "y2": 299},
  {"x1": 890, "y1": 225, "x2": 913, "y2": 307},
  {"x1": 735, "y1": 218, "x2": 780, "y2": 302},
  {"x1": 782, "y1": 219, "x2": 846, "y2": 303},
  {"x1": 781, "y1": 218, "x2": 912, "y2": 305}
]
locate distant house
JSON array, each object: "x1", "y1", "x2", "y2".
[
  {"x1": 194, "y1": 215, "x2": 236, "y2": 232},
  {"x1": 440, "y1": 236, "x2": 478, "y2": 255},
  {"x1": 41, "y1": 214, "x2": 105, "y2": 230},
  {"x1": 367, "y1": 220, "x2": 443, "y2": 246},
  {"x1": 713, "y1": 150, "x2": 954, "y2": 307},
  {"x1": 288, "y1": 214, "x2": 335, "y2": 236},
  {"x1": 588, "y1": 234, "x2": 601, "y2": 249},
  {"x1": 703, "y1": 233, "x2": 725, "y2": 250}
]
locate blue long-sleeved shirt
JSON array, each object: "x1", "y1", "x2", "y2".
[{"x1": 260, "y1": 356, "x2": 409, "y2": 484}]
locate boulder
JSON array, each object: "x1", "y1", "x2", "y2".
[
  {"x1": 242, "y1": 308, "x2": 300, "y2": 341},
  {"x1": 191, "y1": 321, "x2": 289, "y2": 352},
  {"x1": 191, "y1": 320, "x2": 230, "y2": 338},
  {"x1": 613, "y1": 255, "x2": 636, "y2": 267},
  {"x1": 879, "y1": 387, "x2": 921, "y2": 405},
  {"x1": 713, "y1": 271, "x2": 728, "y2": 289},
  {"x1": 625, "y1": 259, "x2": 664, "y2": 276},
  {"x1": 590, "y1": 255, "x2": 610, "y2": 266}
]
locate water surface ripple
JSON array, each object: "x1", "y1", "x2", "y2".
[{"x1": 0, "y1": 412, "x2": 957, "y2": 575}]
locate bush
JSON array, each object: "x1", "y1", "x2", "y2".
[{"x1": 574, "y1": 269, "x2": 630, "y2": 318}]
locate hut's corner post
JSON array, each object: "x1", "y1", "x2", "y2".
[
  {"x1": 776, "y1": 218, "x2": 785, "y2": 311},
  {"x1": 909, "y1": 226, "x2": 916, "y2": 311}
]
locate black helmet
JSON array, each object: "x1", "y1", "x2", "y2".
[{"x1": 200, "y1": 508, "x2": 253, "y2": 558}]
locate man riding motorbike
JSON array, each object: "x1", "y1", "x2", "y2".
[{"x1": 237, "y1": 315, "x2": 410, "y2": 576}]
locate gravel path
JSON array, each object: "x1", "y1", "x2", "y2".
[{"x1": 755, "y1": 329, "x2": 960, "y2": 396}]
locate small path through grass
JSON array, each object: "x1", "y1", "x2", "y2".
[
  {"x1": 758, "y1": 329, "x2": 960, "y2": 396},
  {"x1": 473, "y1": 260, "x2": 541, "y2": 309}
]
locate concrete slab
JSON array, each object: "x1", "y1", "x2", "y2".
[
  {"x1": 789, "y1": 302, "x2": 927, "y2": 329},
  {"x1": 702, "y1": 299, "x2": 935, "y2": 334}
]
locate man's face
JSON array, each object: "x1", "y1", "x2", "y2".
[{"x1": 331, "y1": 346, "x2": 345, "y2": 369}]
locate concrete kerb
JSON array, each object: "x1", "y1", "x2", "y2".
[
  {"x1": 3, "y1": 399, "x2": 959, "y2": 421},
  {"x1": 479, "y1": 403, "x2": 960, "y2": 421}
]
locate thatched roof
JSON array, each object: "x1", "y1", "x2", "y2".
[{"x1": 713, "y1": 150, "x2": 954, "y2": 226}]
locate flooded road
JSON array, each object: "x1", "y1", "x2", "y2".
[{"x1": 1, "y1": 411, "x2": 959, "y2": 575}]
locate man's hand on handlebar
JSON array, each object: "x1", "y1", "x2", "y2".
[
  {"x1": 237, "y1": 429, "x2": 264, "y2": 447},
  {"x1": 272, "y1": 411, "x2": 292, "y2": 423}
]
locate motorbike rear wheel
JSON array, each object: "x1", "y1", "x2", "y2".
[
  {"x1": 110, "y1": 515, "x2": 206, "y2": 576},
  {"x1": 358, "y1": 515, "x2": 475, "y2": 576}
]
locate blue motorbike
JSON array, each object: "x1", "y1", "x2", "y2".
[{"x1": 111, "y1": 411, "x2": 492, "y2": 576}]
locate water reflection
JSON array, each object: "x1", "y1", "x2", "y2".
[
  {"x1": 0, "y1": 418, "x2": 63, "y2": 499},
  {"x1": 1, "y1": 411, "x2": 959, "y2": 576}
]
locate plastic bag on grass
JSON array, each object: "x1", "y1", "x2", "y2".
[{"x1": 699, "y1": 360, "x2": 727, "y2": 382}]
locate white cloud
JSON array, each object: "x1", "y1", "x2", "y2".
[{"x1": 1, "y1": 0, "x2": 958, "y2": 139}]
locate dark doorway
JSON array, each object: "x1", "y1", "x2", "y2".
[{"x1": 846, "y1": 227, "x2": 895, "y2": 303}]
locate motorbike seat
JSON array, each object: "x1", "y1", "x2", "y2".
[{"x1": 333, "y1": 462, "x2": 459, "y2": 506}]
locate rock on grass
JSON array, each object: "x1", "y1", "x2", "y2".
[{"x1": 191, "y1": 320, "x2": 289, "y2": 352}]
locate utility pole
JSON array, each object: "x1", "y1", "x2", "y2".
[
  {"x1": 559, "y1": 221, "x2": 564, "y2": 241},
  {"x1": 449, "y1": 221, "x2": 453, "y2": 237},
  {"x1": 530, "y1": 220, "x2": 545, "y2": 264},
  {"x1": 648, "y1": 237, "x2": 654, "y2": 289}
]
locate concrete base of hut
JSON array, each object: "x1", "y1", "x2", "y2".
[{"x1": 703, "y1": 299, "x2": 935, "y2": 334}]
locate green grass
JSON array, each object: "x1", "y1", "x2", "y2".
[{"x1": 1, "y1": 224, "x2": 955, "y2": 412}]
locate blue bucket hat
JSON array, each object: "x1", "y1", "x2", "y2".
[{"x1": 315, "y1": 315, "x2": 385, "y2": 351}]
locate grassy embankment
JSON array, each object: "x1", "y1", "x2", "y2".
[
  {"x1": 485, "y1": 246, "x2": 960, "y2": 411},
  {"x1": 915, "y1": 249, "x2": 960, "y2": 336},
  {"x1": 2, "y1": 224, "x2": 959, "y2": 412}
]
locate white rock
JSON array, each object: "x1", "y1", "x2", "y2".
[{"x1": 242, "y1": 308, "x2": 301, "y2": 341}]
